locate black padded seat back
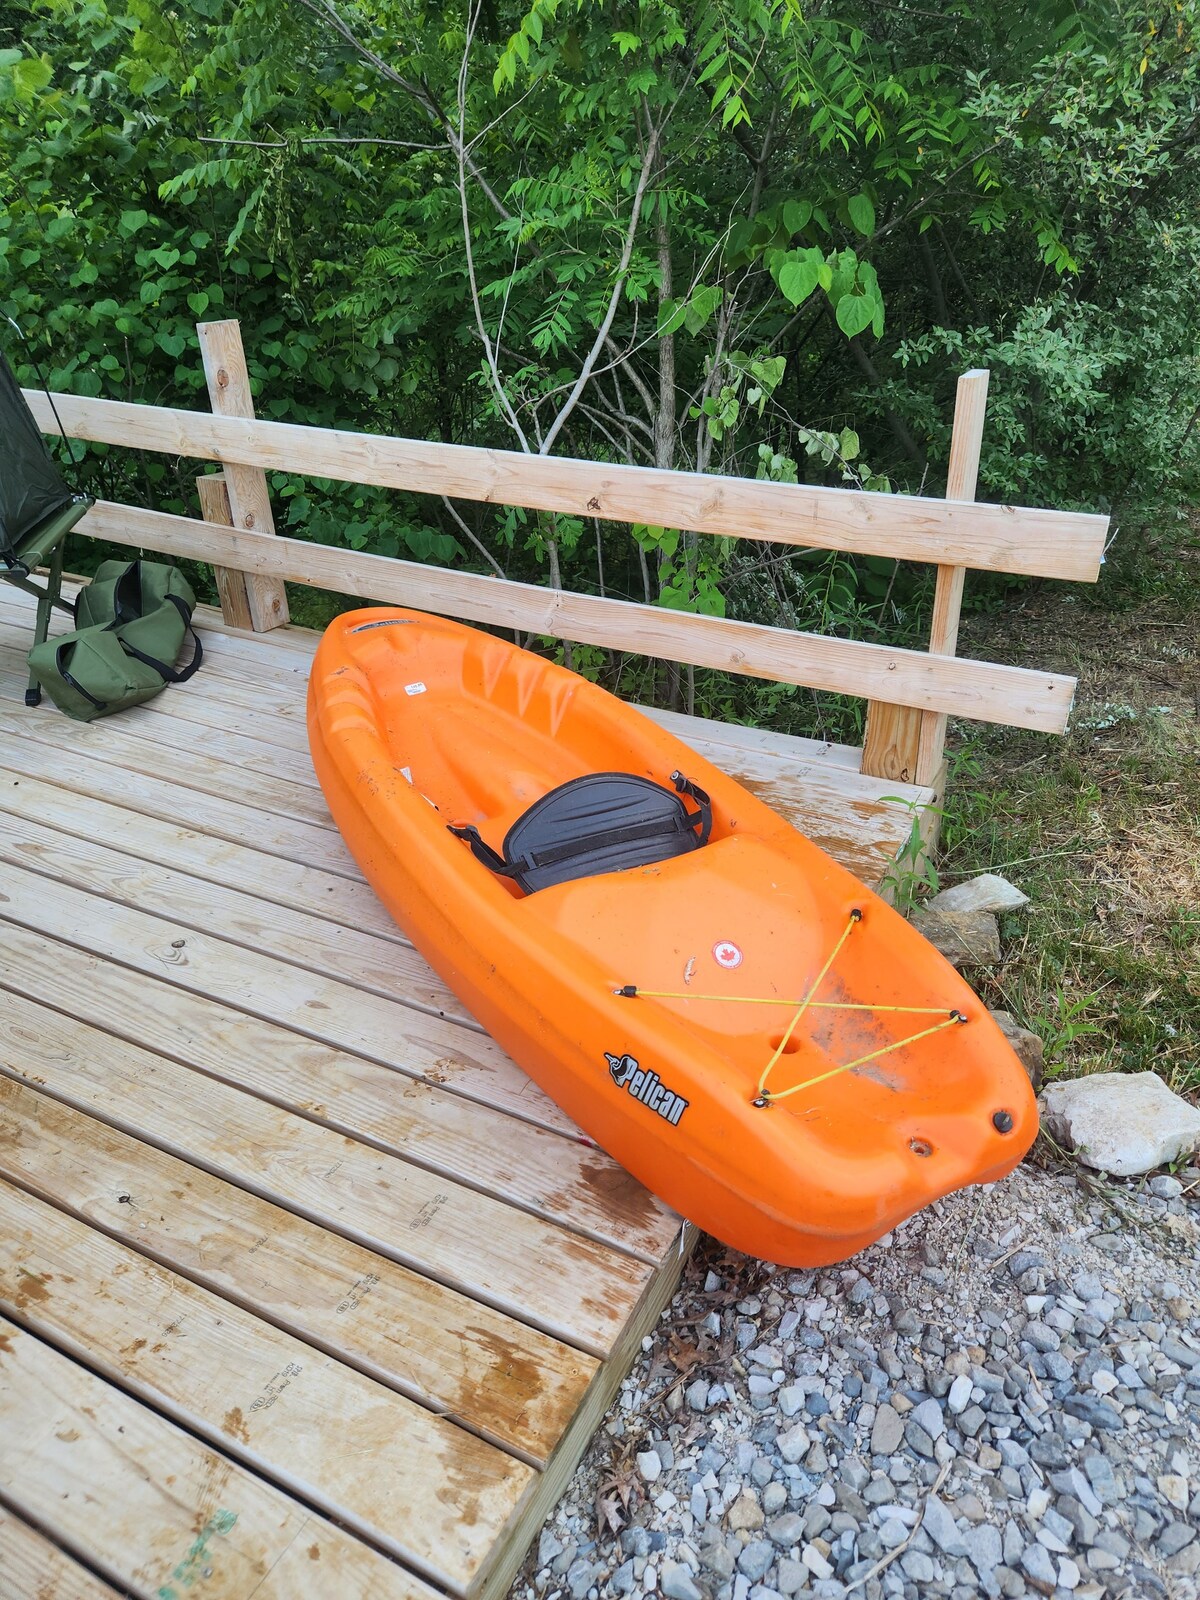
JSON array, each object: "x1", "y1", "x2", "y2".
[{"x1": 449, "y1": 770, "x2": 712, "y2": 894}]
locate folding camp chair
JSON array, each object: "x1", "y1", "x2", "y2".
[{"x1": 0, "y1": 339, "x2": 93, "y2": 704}]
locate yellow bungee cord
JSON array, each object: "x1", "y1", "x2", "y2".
[{"x1": 615, "y1": 906, "x2": 967, "y2": 1107}]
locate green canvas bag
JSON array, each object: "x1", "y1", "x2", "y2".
[
  {"x1": 74, "y1": 558, "x2": 197, "y2": 631},
  {"x1": 27, "y1": 559, "x2": 203, "y2": 721},
  {"x1": 27, "y1": 624, "x2": 176, "y2": 722}
]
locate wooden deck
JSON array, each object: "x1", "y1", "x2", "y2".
[{"x1": 0, "y1": 582, "x2": 933, "y2": 1600}]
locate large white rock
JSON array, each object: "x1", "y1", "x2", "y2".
[
  {"x1": 1040, "y1": 1072, "x2": 1200, "y2": 1176},
  {"x1": 927, "y1": 873, "x2": 1030, "y2": 915}
]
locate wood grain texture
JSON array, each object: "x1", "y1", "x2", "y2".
[
  {"x1": 65, "y1": 499, "x2": 1079, "y2": 730},
  {"x1": 0, "y1": 972, "x2": 647, "y2": 1351},
  {"x1": 858, "y1": 703, "x2": 925, "y2": 786},
  {"x1": 0, "y1": 1312, "x2": 439, "y2": 1600},
  {"x1": 862, "y1": 370, "x2": 992, "y2": 784},
  {"x1": 0, "y1": 1505, "x2": 122, "y2": 1600},
  {"x1": 0, "y1": 1180, "x2": 537, "y2": 1592},
  {"x1": 24, "y1": 386, "x2": 1108, "y2": 579},
  {"x1": 0, "y1": 660, "x2": 331, "y2": 828},
  {"x1": 0, "y1": 912, "x2": 678, "y2": 1265},
  {"x1": 915, "y1": 369, "x2": 991, "y2": 785},
  {"x1": 0, "y1": 855, "x2": 577, "y2": 1136},
  {"x1": 197, "y1": 471, "x2": 254, "y2": 629},
  {"x1": 196, "y1": 322, "x2": 289, "y2": 632},
  {"x1": 0, "y1": 1077, "x2": 593, "y2": 1465},
  {"x1": 0, "y1": 702, "x2": 363, "y2": 879},
  {"x1": 0, "y1": 756, "x2": 406, "y2": 941}
]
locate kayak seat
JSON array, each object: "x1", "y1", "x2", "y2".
[{"x1": 449, "y1": 770, "x2": 712, "y2": 894}]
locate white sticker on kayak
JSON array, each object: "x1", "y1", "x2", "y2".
[
  {"x1": 713, "y1": 940, "x2": 743, "y2": 969},
  {"x1": 399, "y1": 766, "x2": 413, "y2": 783},
  {"x1": 404, "y1": 681, "x2": 427, "y2": 696}
]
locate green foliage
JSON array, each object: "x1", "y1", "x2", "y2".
[{"x1": 2, "y1": 0, "x2": 1199, "y2": 728}]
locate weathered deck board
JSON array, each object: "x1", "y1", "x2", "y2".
[
  {"x1": 0, "y1": 1180, "x2": 537, "y2": 1590},
  {"x1": 0, "y1": 580, "x2": 933, "y2": 1596},
  {"x1": 0, "y1": 1505, "x2": 123, "y2": 1600},
  {"x1": 0, "y1": 920, "x2": 673, "y2": 1261},
  {"x1": 0, "y1": 983, "x2": 652, "y2": 1351},
  {"x1": 0, "y1": 1313, "x2": 441, "y2": 1600},
  {"x1": 0, "y1": 1078, "x2": 592, "y2": 1466}
]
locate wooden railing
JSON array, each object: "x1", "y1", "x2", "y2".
[{"x1": 25, "y1": 319, "x2": 1109, "y2": 787}]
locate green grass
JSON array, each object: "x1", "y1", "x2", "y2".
[{"x1": 932, "y1": 520, "x2": 1200, "y2": 1096}]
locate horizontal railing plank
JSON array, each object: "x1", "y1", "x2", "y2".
[
  {"x1": 75, "y1": 499, "x2": 1076, "y2": 729},
  {"x1": 28, "y1": 389, "x2": 1107, "y2": 580}
]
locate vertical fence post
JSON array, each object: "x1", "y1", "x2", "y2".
[
  {"x1": 196, "y1": 319, "x2": 289, "y2": 631},
  {"x1": 195, "y1": 471, "x2": 253, "y2": 630},
  {"x1": 914, "y1": 369, "x2": 989, "y2": 785},
  {"x1": 859, "y1": 368, "x2": 989, "y2": 786}
]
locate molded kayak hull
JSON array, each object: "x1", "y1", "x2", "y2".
[{"x1": 308, "y1": 608, "x2": 1037, "y2": 1265}]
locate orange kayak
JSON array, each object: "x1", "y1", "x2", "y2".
[{"x1": 308, "y1": 609, "x2": 1037, "y2": 1266}]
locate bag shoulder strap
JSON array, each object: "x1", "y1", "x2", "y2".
[{"x1": 116, "y1": 593, "x2": 203, "y2": 684}]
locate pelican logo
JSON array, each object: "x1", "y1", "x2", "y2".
[{"x1": 605, "y1": 1051, "x2": 689, "y2": 1126}]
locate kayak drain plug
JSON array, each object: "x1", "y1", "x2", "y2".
[{"x1": 992, "y1": 1109, "x2": 1014, "y2": 1133}]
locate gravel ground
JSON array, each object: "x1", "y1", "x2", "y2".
[{"x1": 511, "y1": 1159, "x2": 1200, "y2": 1600}]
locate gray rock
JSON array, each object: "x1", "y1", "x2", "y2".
[
  {"x1": 922, "y1": 1496, "x2": 967, "y2": 1558},
  {"x1": 700, "y1": 1541, "x2": 735, "y2": 1580},
  {"x1": 1036, "y1": 1433, "x2": 1068, "y2": 1465},
  {"x1": 762, "y1": 1483, "x2": 788, "y2": 1517},
  {"x1": 610, "y1": 1558, "x2": 638, "y2": 1595},
  {"x1": 687, "y1": 1379, "x2": 711, "y2": 1412},
  {"x1": 1054, "y1": 1496, "x2": 1098, "y2": 1547},
  {"x1": 737, "y1": 1541, "x2": 775, "y2": 1583},
  {"x1": 1002, "y1": 1521, "x2": 1023, "y2": 1568},
  {"x1": 910, "y1": 907, "x2": 1001, "y2": 967},
  {"x1": 637, "y1": 1448, "x2": 663, "y2": 1482},
  {"x1": 1161, "y1": 1333, "x2": 1200, "y2": 1368},
  {"x1": 538, "y1": 1528, "x2": 565, "y2": 1566},
  {"x1": 900, "y1": 1549, "x2": 936, "y2": 1582},
  {"x1": 1150, "y1": 1173, "x2": 1184, "y2": 1199},
  {"x1": 1020, "y1": 1542, "x2": 1058, "y2": 1588},
  {"x1": 566, "y1": 1558, "x2": 602, "y2": 1599},
  {"x1": 1071, "y1": 1271, "x2": 1104, "y2": 1302},
  {"x1": 775, "y1": 1559, "x2": 808, "y2": 1596},
  {"x1": 958, "y1": 1403, "x2": 986, "y2": 1437},
  {"x1": 946, "y1": 1374, "x2": 973, "y2": 1414},
  {"x1": 1159, "y1": 1522, "x2": 1197, "y2": 1557},
  {"x1": 767, "y1": 1513, "x2": 805, "y2": 1549},
  {"x1": 870, "y1": 1404, "x2": 905, "y2": 1456},
  {"x1": 904, "y1": 1419, "x2": 936, "y2": 1458},
  {"x1": 1040, "y1": 1071, "x2": 1200, "y2": 1175},
  {"x1": 777, "y1": 1384, "x2": 806, "y2": 1418},
  {"x1": 963, "y1": 1522, "x2": 1002, "y2": 1578},
  {"x1": 1049, "y1": 1468, "x2": 1102, "y2": 1519},
  {"x1": 878, "y1": 1518, "x2": 910, "y2": 1551},
  {"x1": 800, "y1": 1544, "x2": 833, "y2": 1581},
  {"x1": 990, "y1": 1010, "x2": 1045, "y2": 1091},
  {"x1": 661, "y1": 1564, "x2": 706, "y2": 1600},
  {"x1": 622, "y1": 1528, "x2": 651, "y2": 1559},
  {"x1": 1022, "y1": 1321, "x2": 1060, "y2": 1353},
  {"x1": 1062, "y1": 1394, "x2": 1122, "y2": 1430},
  {"x1": 910, "y1": 1397, "x2": 945, "y2": 1439},
  {"x1": 776, "y1": 1423, "x2": 810, "y2": 1465}
]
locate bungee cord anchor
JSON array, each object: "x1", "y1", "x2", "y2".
[{"x1": 615, "y1": 907, "x2": 968, "y2": 1107}]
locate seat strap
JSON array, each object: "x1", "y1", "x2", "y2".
[
  {"x1": 447, "y1": 823, "x2": 516, "y2": 877},
  {"x1": 671, "y1": 770, "x2": 712, "y2": 846}
]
